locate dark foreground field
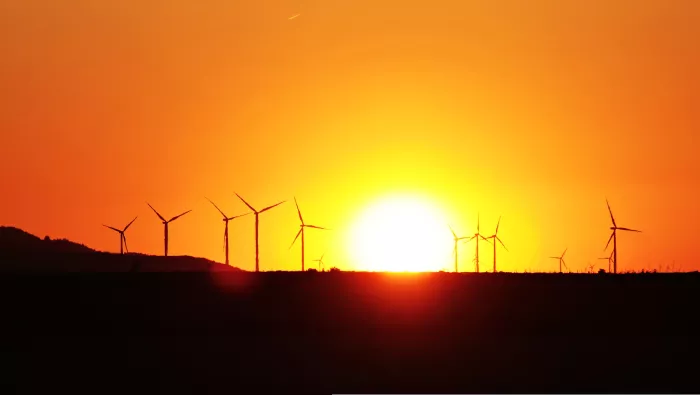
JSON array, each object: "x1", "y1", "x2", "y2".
[{"x1": 2, "y1": 271, "x2": 700, "y2": 394}]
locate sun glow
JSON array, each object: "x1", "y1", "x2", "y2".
[{"x1": 348, "y1": 194, "x2": 453, "y2": 272}]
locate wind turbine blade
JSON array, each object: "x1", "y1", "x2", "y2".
[
  {"x1": 606, "y1": 199, "x2": 617, "y2": 227},
  {"x1": 235, "y1": 193, "x2": 256, "y2": 212},
  {"x1": 147, "y1": 203, "x2": 166, "y2": 222},
  {"x1": 169, "y1": 210, "x2": 192, "y2": 222},
  {"x1": 260, "y1": 200, "x2": 286, "y2": 213},
  {"x1": 495, "y1": 216, "x2": 501, "y2": 235},
  {"x1": 305, "y1": 225, "x2": 328, "y2": 230},
  {"x1": 205, "y1": 197, "x2": 227, "y2": 218},
  {"x1": 562, "y1": 248, "x2": 568, "y2": 258},
  {"x1": 123, "y1": 216, "x2": 138, "y2": 231},
  {"x1": 481, "y1": 236, "x2": 492, "y2": 244},
  {"x1": 227, "y1": 212, "x2": 251, "y2": 221},
  {"x1": 549, "y1": 257, "x2": 559, "y2": 259},
  {"x1": 449, "y1": 225, "x2": 456, "y2": 239},
  {"x1": 497, "y1": 236, "x2": 508, "y2": 251},
  {"x1": 294, "y1": 197, "x2": 304, "y2": 225},
  {"x1": 477, "y1": 213, "x2": 480, "y2": 232},
  {"x1": 617, "y1": 227, "x2": 641, "y2": 232},
  {"x1": 604, "y1": 231, "x2": 614, "y2": 251},
  {"x1": 122, "y1": 234, "x2": 129, "y2": 253},
  {"x1": 289, "y1": 228, "x2": 302, "y2": 249},
  {"x1": 103, "y1": 225, "x2": 121, "y2": 233}
]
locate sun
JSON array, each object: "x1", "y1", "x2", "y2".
[{"x1": 348, "y1": 194, "x2": 453, "y2": 272}]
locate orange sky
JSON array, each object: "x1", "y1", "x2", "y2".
[{"x1": 1, "y1": 0, "x2": 699, "y2": 272}]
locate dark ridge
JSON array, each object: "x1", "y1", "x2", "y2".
[{"x1": 0, "y1": 226, "x2": 243, "y2": 272}]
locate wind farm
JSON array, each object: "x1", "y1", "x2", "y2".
[
  {"x1": 3, "y1": 0, "x2": 698, "y2": 392},
  {"x1": 1, "y1": 197, "x2": 660, "y2": 274}
]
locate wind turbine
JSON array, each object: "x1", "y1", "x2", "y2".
[
  {"x1": 235, "y1": 193, "x2": 286, "y2": 272},
  {"x1": 587, "y1": 261, "x2": 597, "y2": 273},
  {"x1": 466, "y1": 214, "x2": 490, "y2": 273},
  {"x1": 549, "y1": 248, "x2": 569, "y2": 273},
  {"x1": 485, "y1": 216, "x2": 508, "y2": 272},
  {"x1": 205, "y1": 197, "x2": 250, "y2": 266},
  {"x1": 449, "y1": 226, "x2": 469, "y2": 273},
  {"x1": 605, "y1": 199, "x2": 641, "y2": 274},
  {"x1": 313, "y1": 253, "x2": 326, "y2": 271},
  {"x1": 102, "y1": 216, "x2": 137, "y2": 254},
  {"x1": 290, "y1": 197, "x2": 328, "y2": 272},
  {"x1": 598, "y1": 250, "x2": 614, "y2": 273},
  {"x1": 147, "y1": 203, "x2": 192, "y2": 257}
]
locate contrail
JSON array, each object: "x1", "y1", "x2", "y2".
[{"x1": 288, "y1": 13, "x2": 301, "y2": 20}]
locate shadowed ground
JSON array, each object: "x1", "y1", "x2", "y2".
[{"x1": 2, "y1": 270, "x2": 699, "y2": 394}]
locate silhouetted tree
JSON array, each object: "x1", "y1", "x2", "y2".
[
  {"x1": 307, "y1": 268, "x2": 318, "y2": 273},
  {"x1": 329, "y1": 267, "x2": 340, "y2": 272},
  {"x1": 598, "y1": 269, "x2": 606, "y2": 274}
]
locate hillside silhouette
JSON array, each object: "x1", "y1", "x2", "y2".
[{"x1": 0, "y1": 226, "x2": 241, "y2": 272}]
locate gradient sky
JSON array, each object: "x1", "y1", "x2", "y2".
[{"x1": 1, "y1": 0, "x2": 698, "y2": 272}]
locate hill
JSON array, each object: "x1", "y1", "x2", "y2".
[{"x1": 0, "y1": 226, "x2": 243, "y2": 272}]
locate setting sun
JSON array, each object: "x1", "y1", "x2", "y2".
[{"x1": 348, "y1": 194, "x2": 453, "y2": 272}]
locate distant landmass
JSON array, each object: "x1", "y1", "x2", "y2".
[{"x1": 0, "y1": 226, "x2": 243, "y2": 272}]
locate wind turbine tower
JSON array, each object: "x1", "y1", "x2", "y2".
[
  {"x1": 485, "y1": 216, "x2": 508, "y2": 272},
  {"x1": 549, "y1": 248, "x2": 569, "y2": 273},
  {"x1": 605, "y1": 199, "x2": 641, "y2": 274},
  {"x1": 290, "y1": 197, "x2": 328, "y2": 271},
  {"x1": 235, "y1": 193, "x2": 286, "y2": 272},
  {"x1": 313, "y1": 253, "x2": 326, "y2": 271},
  {"x1": 147, "y1": 203, "x2": 192, "y2": 257},
  {"x1": 102, "y1": 216, "x2": 137, "y2": 254},
  {"x1": 449, "y1": 226, "x2": 469, "y2": 273},
  {"x1": 205, "y1": 197, "x2": 250, "y2": 266},
  {"x1": 467, "y1": 214, "x2": 490, "y2": 273}
]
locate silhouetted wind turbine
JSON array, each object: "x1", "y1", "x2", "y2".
[
  {"x1": 549, "y1": 248, "x2": 569, "y2": 273},
  {"x1": 147, "y1": 203, "x2": 192, "y2": 257},
  {"x1": 290, "y1": 197, "x2": 328, "y2": 271},
  {"x1": 205, "y1": 197, "x2": 250, "y2": 266},
  {"x1": 313, "y1": 253, "x2": 326, "y2": 271},
  {"x1": 449, "y1": 226, "x2": 469, "y2": 273},
  {"x1": 605, "y1": 199, "x2": 641, "y2": 274},
  {"x1": 102, "y1": 216, "x2": 137, "y2": 254},
  {"x1": 587, "y1": 261, "x2": 597, "y2": 273},
  {"x1": 466, "y1": 214, "x2": 490, "y2": 273},
  {"x1": 598, "y1": 250, "x2": 614, "y2": 273},
  {"x1": 485, "y1": 216, "x2": 508, "y2": 272},
  {"x1": 235, "y1": 193, "x2": 286, "y2": 272}
]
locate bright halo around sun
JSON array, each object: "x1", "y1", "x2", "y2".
[{"x1": 348, "y1": 194, "x2": 453, "y2": 272}]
